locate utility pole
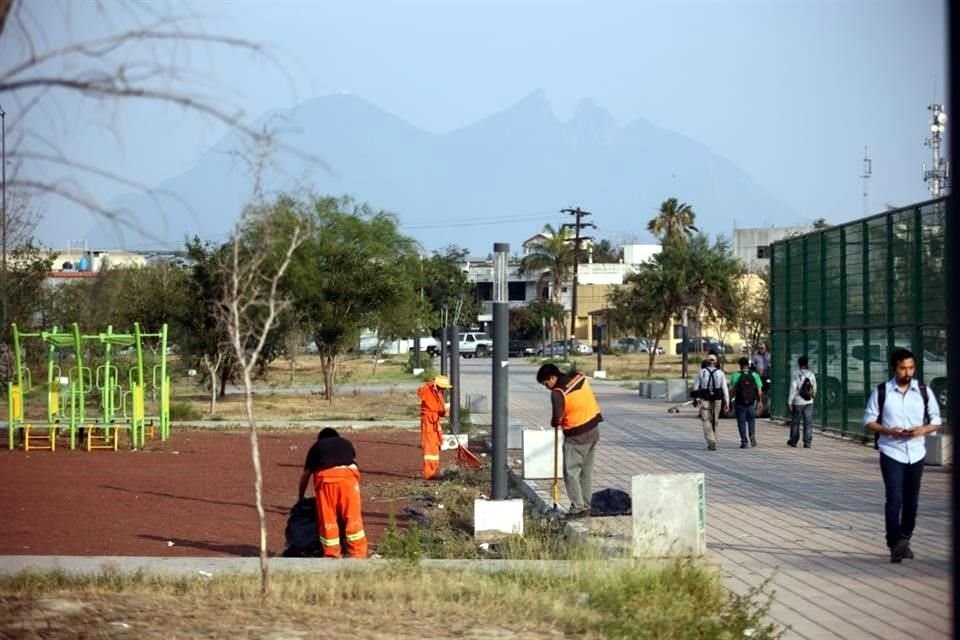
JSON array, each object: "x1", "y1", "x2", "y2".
[{"x1": 561, "y1": 207, "x2": 595, "y2": 348}]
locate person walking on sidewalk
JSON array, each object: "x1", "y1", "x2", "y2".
[
  {"x1": 863, "y1": 347, "x2": 942, "y2": 563},
  {"x1": 692, "y1": 353, "x2": 728, "y2": 451},
  {"x1": 786, "y1": 356, "x2": 817, "y2": 448},
  {"x1": 731, "y1": 357, "x2": 764, "y2": 448},
  {"x1": 297, "y1": 428, "x2": 368, "y2": 558},
  {"x1": 536, "y1": 363, "x2": 603, "y2": 519},
  {"x1": 417, "y1": 374, "x2": 452, "y2": 479}
]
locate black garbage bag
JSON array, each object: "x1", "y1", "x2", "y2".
[
  {"x1": 590, "y1": 488, "x2": 632, "y2": 517},
  {"x1": 282, "y1": 498, "x2": 323, "y2": 557}
]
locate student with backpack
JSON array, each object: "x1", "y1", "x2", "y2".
[
  {"x1": 731, "y1": 357, "x2": 764, "y2": 448},
  {"x1": 786, "y1": 355, "x2": 817, "y2": 448},
  {"x1": 692, "y1": 353, "x2": 729, "y2": 451},
  {"x1": 863, "y1": 348, "x2": 942, "y2": 563}
]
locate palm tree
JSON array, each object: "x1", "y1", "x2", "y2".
[
  {"x1": 520, "y1": 224, "x2": 574, "y2": 305},
  {"x1": 647, "y1": 198, "x2": 698, "y2": 244}
]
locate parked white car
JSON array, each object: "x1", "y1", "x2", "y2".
[{"x1": 812, "y1": 340, "x2": 947, "y2": 411}]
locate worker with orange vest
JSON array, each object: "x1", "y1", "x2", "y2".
[
  {"x1": 418, "y1": 374, "x2": 451, "y2": 479},
  {"x1": 536, "y1": 363, "x2": 603, "y2": 519},
  {"x1": 297, "y1": 428, "x2": 367, "y2": 558}
]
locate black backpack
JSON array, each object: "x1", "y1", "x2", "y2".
[
  {"x1": 735, "y1": 371, "x2": 759, "y2": 405},
  {"x1": 700, "y1": 368, "x2": 723, "y2": 402},
  {"x1": 798, "y1": 374, "x2": 814, "y2": 401},
  {"x1": 872, "y1": 382, "x2": 929, "y2": 450}
]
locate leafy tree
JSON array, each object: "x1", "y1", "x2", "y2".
[
  {"x1": 421, "y1": 245, "x2": 480, "y2": 331},
  {"x1": 590, "y1": 238, "x2": 621, "y2": 264},
  {"x1": 647, "y1": 198, "x2": 698, "y2": 244},
  {"x1": 613, "y1": 234, "x2": 743, "y2": 375},
  {"x1": 288, "y1": 196, "x2": 421, "y2": 401},
  {"x1": 738, "y1": 272, "x2": 770, "y2": 352}
]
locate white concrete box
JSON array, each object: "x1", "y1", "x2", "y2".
[
  {"x1": 474, "y1": 498, "x2": 524, "y2": 541},
  {"x1": 631, "y1": 473, "x2": 706, "y2": 557},
  {"x1": 522, "y1": 429, "x2": 563, "y2": 479},
  {"x1": 925, "y1": 433, "x2": 952, "y2": 467}
]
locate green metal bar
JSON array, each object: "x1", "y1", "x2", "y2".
[
  {"x1": 45, "y1": 326, "x2": 57, "y2": 424},
  {"x1": 12, "y1": 323, "x2": 22, "y2": 391},
  {"x1": 839, "y1": 227, "x2": 848, "y2": 435},
  {"x1": 818, "y1": 232, "x2": 827, "y2": 430},
  {"x1": 912, "y1": 206, "x2": 923, "y2": 379},
  {"x1": 134, "y1": 322, "x2": 145, "y2": 447},
  {"x1": 70, "y1": 381, "x2": 77, "y2": 450},
  {"x1": 160, "y1": 323, "x2": 169, "y2": 440},
  {"x1": 861, "y1": 221, "x2": 870, "y2": 418},
  {"x1": 885, "y1": 213, "x2": 895, "y2": 373},
  {"x1": 73, "y1": 323, "x2": 85, "y2": 426}
]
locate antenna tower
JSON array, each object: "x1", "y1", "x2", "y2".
[{"x1": 922, "y1": 103, "x2": 950, "y2": 197}]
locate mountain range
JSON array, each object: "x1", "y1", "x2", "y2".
[{"x1": 96, "y1": 90, "x2": 799, "y2": 255}]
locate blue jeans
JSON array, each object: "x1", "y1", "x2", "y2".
[
  {"x1": 734, "y1": 403, "x2": 756, "y2": 443},
  {"x1": 788, "y1": 404, "x2": 813, "y2": 446},
  {"x1": 879, "y1": 452, "x2": 925, "y2": 549}
]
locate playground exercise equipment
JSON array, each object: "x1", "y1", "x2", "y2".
[{"x1": 6, "y1": 322, "x2": 171, "y2": 450}]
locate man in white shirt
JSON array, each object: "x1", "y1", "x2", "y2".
[
  {"x1": 691, "y1": 353, "x2": 729, "y2": 451},
  {"x1": 786, "y1": 355, "x2": 817, "y2": 448},
  {"x1": 863, "y1": 347, "x2": 942, "y2": 563}
]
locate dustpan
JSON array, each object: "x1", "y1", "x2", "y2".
[{"x1": 456, "y1": 442, "x2": 484, "y2": 469}]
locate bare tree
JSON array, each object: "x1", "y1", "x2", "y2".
[
  {"x1": 201, "y1": 349, "x2": 225, "y2": 415},
  {"x1": 221, "y1": 206, "x2": 303, "y2": 597},
  {"x1": 0, "y1": 1, "x2": 322, "y2": 238}
]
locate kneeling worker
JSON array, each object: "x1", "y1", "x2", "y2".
[{"x1": 297, "y1": 428, "x2": 367, "y2": 558}]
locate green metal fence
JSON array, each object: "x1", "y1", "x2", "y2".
[{"x1": 769, "y1": 197, "x2": 948, "y2": 438}]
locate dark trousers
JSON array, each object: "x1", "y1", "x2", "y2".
[
  {"x1": 879, "y1": 452, "x2": 925, "y2": 549},
  {"x1": 734, "y1": 403, "x2": 756, "y2": 443}
]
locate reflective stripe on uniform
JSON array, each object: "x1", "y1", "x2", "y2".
[
  {"x1": 345, "y1": 530, "x2": 366, "y2": 542},
  {"x1": 320, "y1": 536, "x2": 341, "y2": 547},
  {"x1": 423, "y1": 454, "x2": 440, "y2": 461}
]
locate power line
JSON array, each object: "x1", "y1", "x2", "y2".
[{"x1": 401, "y1": 210, "x2": 558, "y2": 230}]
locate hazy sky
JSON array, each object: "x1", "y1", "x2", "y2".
[{"x1": 6, "y1": 0, "x2": 949, "y2": 250}]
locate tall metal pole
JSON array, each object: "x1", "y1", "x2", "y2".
[
  {"x1": 439, "y1": 308, "x2": 448, "y2": 377},
  {"x1": 1, "y1": 105, "x2": 7, "y2": 343},
  {"x1": 449, "y1": 324, "x2": 460, "y2": 434},
  {"x1": 491, "y1": 242, "x2": 509, "y2": 499},
  {"x1": 860, "y1": 146, "x2": 872, "y2": 218}
]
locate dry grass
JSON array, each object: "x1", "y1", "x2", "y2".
[
  {"x1": 0, "y1": 562, "x2": 781, "y2": 639},
  {"x1": 176, "y1": 387, "x2": 419, "y2": 421}
]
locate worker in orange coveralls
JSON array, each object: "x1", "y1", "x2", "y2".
[
  {"x1": 418, "y1": 374, "x2": 452, "y2": 479},
  {"x1": 297, "y1": 428, "x2": 367, "y2": 558}
]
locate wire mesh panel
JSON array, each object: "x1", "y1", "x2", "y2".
[{"x1": 769, "y1": 197, "x2": 949, "y2": 439}]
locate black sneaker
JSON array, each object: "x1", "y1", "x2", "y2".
[
  {"x1": 803, "y1": 443, "x2": 812, "y2": 448},
  {"x1": 750, "y1": 436, "x2": 757, "y2": 447},
  {"x1": 707, "y1": 442, "x2": 717, "y2": 451},
  {"x1": 899, "y1": 538, "x2": 914, "y2": 559},
  {"x1": 740, "y1": 442, "x2": 748, "y2": 449},
  {"x1": 786, "y1": 441, "x2": 797, "y2": 448},
  {"x1": 891, "y1": 538, "x2": 911, "y2": 563},
  {"x1": 566, "y1": 508, "x2": 590, "y2": 520}
]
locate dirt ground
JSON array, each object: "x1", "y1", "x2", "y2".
[{"x1": 0, "y1": 428, "x2": 450, "y2": 557}]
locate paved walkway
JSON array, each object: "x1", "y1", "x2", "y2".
[{"x1": 457, "y1": 358, "x2": 951, "y2": 640}]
